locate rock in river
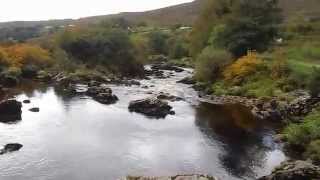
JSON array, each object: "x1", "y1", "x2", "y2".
[
  {"x1": 156, "y1": 92, "x2": 183, "y2": 102},
  {"x1": 0, "y1": 100, "x2": 22, "y2": 123},
  {"x1": 23, "y1": 99, "x2": 31, "y2": 104},
  {"x1": 259, "y1": 160, "x2": 320, "y2": 180},
  {"x1": 177, "y1": 76, "x2": 196, "y2": 85},
  {"x1": 129, "y1": 97, "x2": 175, "y2": 118},
  {"x1": 29, "y1": 107, "x2": 40, "y2": 112},
  {"x1": 0, "y1": 143, "x2": 23, "y2": 155},
  {"x1": 87, "y1": 86, "x2": 118, "y2": 105}
]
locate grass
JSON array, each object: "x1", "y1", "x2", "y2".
[
  {"x1": 284, "y1": 109, "x2": 320, "y2": 164},
  {"x1": 285, "y1": 38, "x2": 320, "y2": 77}
]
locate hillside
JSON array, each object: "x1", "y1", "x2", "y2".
[{"x1": 0, "y1": 0, "x2": 319, "y2": 29}]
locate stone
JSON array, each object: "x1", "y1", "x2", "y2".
[
  {"x1": 23, "y1": 100, "x2": 31, "y2": 104},
  {"x1": 129, "y1": 97, "x2": 175, "y2": 118},
  {"x1": 29, "y1": 107, "x2": 40, "y2": 112},
  {"x1": 0, "y1": 100, "x2": 22, "y2": 123},
  {"x1": 87, "y1": 86, "x2": 118, "y2": 105},
  {"x1": 0, "y1": 143, "x2": 23, "y2": 155},
  {"x1": 93, "y1": 93, "x2": 119, "y2": 105}
]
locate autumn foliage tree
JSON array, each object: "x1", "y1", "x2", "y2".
[
  {"x1": 0, "y1": 44, "x2": 52, "y2": 69},
  {"x1": 223, "y1": 51, "x2": 263, "y2": 85}
]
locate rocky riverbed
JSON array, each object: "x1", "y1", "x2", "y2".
[{"x1": 1, "y1": 62, "x2": 314, "y2": 180}]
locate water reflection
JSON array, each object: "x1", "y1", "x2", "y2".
[{"x1": 195, "y1": 102, "x2": 279, "y2": 178}]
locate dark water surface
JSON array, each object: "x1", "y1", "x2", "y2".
[{"x1": 0, "y1": 68, "x2": 285, "y2": 180}]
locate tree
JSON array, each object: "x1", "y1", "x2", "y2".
[
  {"x1": 148, "y1": 31, "x2": 169, "y2": 55},
  {"x1": 195, "y1": 47, "x2": 232, "y2": 82},
  {"x1": 59, "y1": 27, "x2": 144, "y2": 76},
  {"x1": 189, "y1": 0, "x2": 233, "y2": 57},
  {"x1": 218, "y1": 0, "x2": 282, "y2": 57}
]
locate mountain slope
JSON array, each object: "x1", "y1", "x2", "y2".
[{"x1": 0, "y1": 0, "x2": 319, "y2": 29}]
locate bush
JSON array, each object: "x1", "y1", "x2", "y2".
[
  {"x1": 148, "y1": 31, "x2": 170, "y2": 55},
  {"x1": 271, "y1": 52, "x2": 291, "y2": 79},
  {"x1": 169, "y1": 39, "x2": 189, "y2": 59},
  {"x1": 59, "y1": 28, "x2": 144, "y2": 77},
  {"x1": 0, "y1": 67, "x2": 21, "y2": 87},
  {"x1": 0, "y1": 48, "x2": 10, "y2": 67},
  {"x1": 131, "y1": 34, "x2": 149, "y2": 63},
  {"x1": 284, "y1": 110, "x2": 320, "y2": 148},
  {"x1": 305, "y1": 140, "x2": 320, "y2": 164},
  {"x1": 195, "y1": 47, "x2": 232, "y2": 82},
  {"x1": 223, "y1": 51, "x2": 263, "y2": 85},
  {"x1": 0, "y1": 44, "x2": 52, "y2": 68},
  {"x1": 308, "y1": 68, "x2": 320, "y2": 97}
]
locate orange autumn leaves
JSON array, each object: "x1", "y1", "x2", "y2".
[
  {"x1": 223, "y1": 51, "x2": 263, "y2": 85},
  {"x1": 0, "y1": 43, "x2": 52, "y2": 69}
]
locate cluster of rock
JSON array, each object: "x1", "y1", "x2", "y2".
[
  {"x1": 129, "y1": 97, "x2": 175, "y2": 118},
  {"x1": 259, "y1": 160, "x2": 320, "y2": 180},
  {"x1": 151, "y1": 63, "x2": 184, "y2": 73},
  {"x1": 144, "y1": 62, "x2": 185, "y2": 79},
  {"x1": 200, "y1": 91, "x2": 320, "y2": 122},
  {"x1": 65, "y1": 83, "x2": 119, "y2": 105},
  {"x1": 0, "y1": 99, "x2": 41, "y2": 123},
  {"x1": 145, "y1": 69, "x2": 168, "y2": 79},
  {"x1": 123, "y1": 174, "x2": 217, "y2": 180}
]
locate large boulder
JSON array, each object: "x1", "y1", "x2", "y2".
[
  {"x1": 0, "y1": 100, "x2": 22, "y2": 123},
  {"x1": 87, "y1": 86, "x2": 118, "y2": 105},
  {"x1": 129, "y1": 97, "x2": 175, "y2": 118},
  {"x1": 0, "y1": 143, "x2": 23, "y2": 155},
  {"x1": 92, "y1": 93, "x2": 119, "y2": 105},
  {"x1": 259, "y1": 160, "x2": 320, "y2": 180}
]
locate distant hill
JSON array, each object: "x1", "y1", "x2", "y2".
[{"x1": 0, "y1": 0, "x2": 319, "y2": 30}]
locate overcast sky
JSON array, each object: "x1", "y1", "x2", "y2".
[{"x1": 0, "y1": 0, "x2": 194, "y2": 22}]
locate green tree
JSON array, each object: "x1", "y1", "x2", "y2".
[
  {"x1": 189, "y1": 0, "x2": 233, "y2": 57},
  {"x1": 195, "y1": 47, "x2": 232, "y2": 82},
  {"x1": 148, "y1": 31, "x2": 169, "y2": 55},
  {"x1": 59, "y1": 27, "x2": 144, "y2": 76},
  {"x1": 218, "y1": 0, "x2": 282, "y2": 57}
]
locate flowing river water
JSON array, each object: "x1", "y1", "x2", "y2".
[{"x1": 0, "y1": 67, "x2": 286, "y2": 180}]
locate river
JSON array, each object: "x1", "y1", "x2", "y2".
[{"x1": 0, "y1": 67, "x2": 286, "y2": 180}]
